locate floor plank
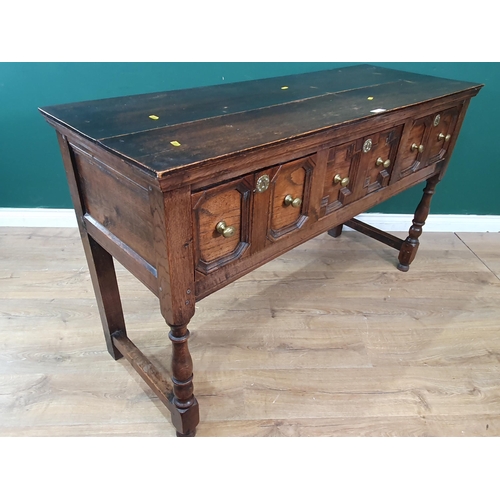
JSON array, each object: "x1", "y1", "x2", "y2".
[
  {"x1": 456, "y1": 232, "x2": 500, "y2": 279},
  {"x1": 1, "y1": 228, "x2": 499, "y2": 436}
]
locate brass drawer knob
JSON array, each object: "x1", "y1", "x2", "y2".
[
  {"x1": 411, "y1": 143, "x2": 424, "y2": 153},
  {"x1": 284, "y1": 194, "x2": 302, "y2": 208},
  {"x1": 376, "y1": 157, "x2": 391, "y2": 168},
  {"x1": 333, "y1": 174, "x2": 350, "y2": 187},
  {"x1": 216, "y1": 221, "x2": 235, "y2": 238},
  {"x1": 438, "y1": 133, "x2": 451, "y2": 142}
]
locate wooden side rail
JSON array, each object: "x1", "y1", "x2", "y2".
[
  {"x1": 343, "y1": 218, "x2": 404, "y2": 250},
  {"x1": 112, "y1": 331, "x2": 199, "y2": 436},
  {"x1": 112, "y1": 331, "x2": 172, "y2": 407}
]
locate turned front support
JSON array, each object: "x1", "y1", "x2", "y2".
[
  {"x1": 397, "y1": 174, "x2": 440, "y2": 272},
  {"x1": 168, "y1": 324, "x2": 199, "y2": 436},
  {"x1": 111, "y1": 329, "x2": 199, "y2": 436},
  {"x1": 150, "y1": 184, "x2": 199, "y2": 436}
]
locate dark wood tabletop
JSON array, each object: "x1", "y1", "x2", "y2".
[{"x1": 39, "y1": 65, "x2": 482, "y2": 177}]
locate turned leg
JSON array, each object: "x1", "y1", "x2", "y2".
[
  {"x1": 397, "y1": 174, "x2": 440, "y2": 272},
  {"x1": 83, "y1": 235, "x2": 126, "y2": 359},
  {"x1": 168, "y1": 323, "x2": 199, "y2": 436},
  {"x1": 149, "y1": 185, "x2": 198, "y2": 436},
  {"x1": 328, "y1": 224, "x2": 343, "y2": 238}
]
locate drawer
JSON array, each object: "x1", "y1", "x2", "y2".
[
  {"x1": 321, "y1": 139, "x2": 359, "y2": 215},
  {"x1": 192, "y1": 176, "x2": 253, "y2": 274},
  {"x1": 192, "y1": 154, "x2": 316, "y2": 276},
  {"x1": 265, "y1": 155, "x2": 315, "y2": 242},
  {"x1": 357, "y1": 126, "x2": 402, "y2": 196},
  {"x1": 396, "y1": 115, "x2": 432, "y2": 178},
  {"x1": 425, "y1": 107, "x2": 460, "y2": 165},
  {"x1": 321, "y1": 125, "x2": 402, "y2": 216},
  {"x1": 395, "y1": 106, "x2": 460, "y2": 180}
]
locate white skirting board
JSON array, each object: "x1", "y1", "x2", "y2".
[
  {"x1": 0, "y1": 209, "x2": 78, "y2": 228},
  {"x1": 0, "y1": 208, "x2": 499, "y2": 232}
]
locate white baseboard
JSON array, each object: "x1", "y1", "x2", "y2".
[
  {"x1": 355, "y1": 213, "x2": 500, "y2": 233},
  {"x1": 0, "y1": 208, "x2": 499, "y2": 232},
  {"x1": 0, "y1": 208, "x2": 78, "y2": 228}
]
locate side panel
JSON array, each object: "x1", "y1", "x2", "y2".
[{"x1": 71, "y1": 143, "x2": 156, "y2": 268}]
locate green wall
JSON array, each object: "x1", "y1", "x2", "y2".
[{"x1": 0, "y1": 62, "x2": 498, "y2": 214}]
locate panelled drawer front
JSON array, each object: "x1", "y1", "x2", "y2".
[
  {"x1": 321, "y1": 125, "x2": 402, "y2": 216},
  {"x1": 395, "y1": 106, "x2": 460, "y2": 180},
  {"x1": 357, "y1": 126, "x2": 402, "y2": 196},
  {"x1": 192, "y1": 153, "x2": 316, "y2": 284},
  {"x1": 397, "y1": 115, "x2": 432, "y2": 178},
  {"x1": 192, "y1": 176, "x2": 252, "y2": 274},
  {"x1": 192, "y1": 154, "x2": 315, "y2": 276},
  {"x1": 266, "y1": 155, "x2": 315, "y2": 241},
  {"x1": 321, "y1": 140, "x2": 359, "y2": 216},
  {"x1": 426, "y1": 107, "x2": 459, "y2": 165}
]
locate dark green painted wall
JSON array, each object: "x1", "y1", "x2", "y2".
[{"x1": 0, "y1": 62, "x2": 498, "y2": 214}]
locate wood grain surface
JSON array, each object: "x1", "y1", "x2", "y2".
[
  {"x1": 1, "y1": 228, "x2": 499, "y2": 437},
  {"x1": 39, "y1": 65, "x2": 482, "y2": 175}
]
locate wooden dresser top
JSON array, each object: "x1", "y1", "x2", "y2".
[{"x1": 39, "y1": 64, "x2": 482, "y2": 177}]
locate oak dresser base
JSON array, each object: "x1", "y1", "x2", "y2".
[{"x1": 39, "y1": 65, "x2": 482, "y2": 436}]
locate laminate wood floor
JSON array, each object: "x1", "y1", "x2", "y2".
[{"x1": 1, "y1": 227, "x2": 499, "y2": 437}]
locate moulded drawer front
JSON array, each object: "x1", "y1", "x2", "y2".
[
  {"x1": 393, "y1": 106, "x2": 461, "y2": 181},
  {"x1": 321, "y1": 125, "x2": 402, "y2": 216},
  {"x1": 396, "y1": 116, "x2": 432, "y2": 179},
  {"x1": 321, "y1": 140, "x2": 359, "y2": 216},
  {"x1": 267, "y1": 155, "x2": 315, "y2": 241},
  {"x1": 192, "y1": 176, "x2": 253, "y2": 274},
  {"x1": 425, "y1": 107, "x2": 460, "y2": 165},
  {"x1": 357, "y1": 125, "x2": 403, "y2": 197}
]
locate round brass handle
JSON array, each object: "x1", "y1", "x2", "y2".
[
  {"x1": 284, "y1": 194, "x2": 302, "y2": 208},
  {"x1": 438, "y1": 133, "x2": 451, "y2": 142},
  {"x1": 411, "y1": 143, "x2": 424, "y2": 153},
  {"x1": 376, "y1": 157, "x2": 391, "y2": 168},
  {"x1": 333, "y1": 174, "x2": 349, "y2": 187},
  {"x1": 216, "y1": 221, "x2": 235, "y2": 238}
]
